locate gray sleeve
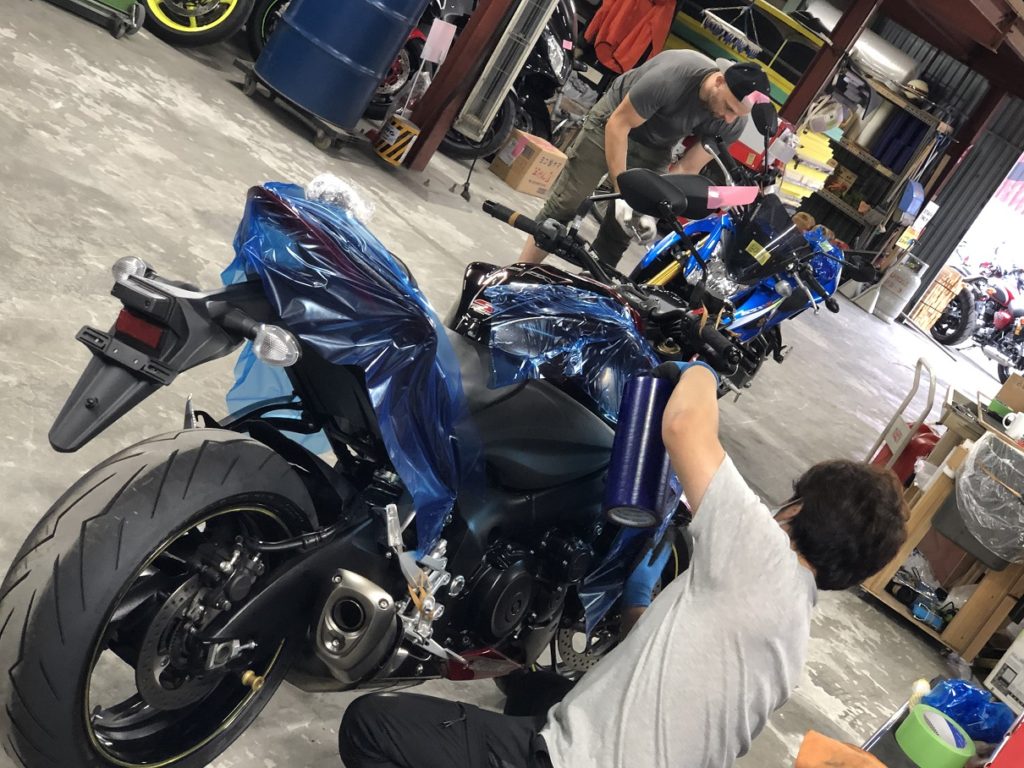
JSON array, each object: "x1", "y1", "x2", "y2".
[
  {"x1": 686, "y1": 456, "x2": 799, "y2": 589},
  {"x1": 627, "y1": 66, "x2": 685, "y2": 119}
]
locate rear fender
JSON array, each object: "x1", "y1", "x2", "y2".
[{"x1": 49, "y1": 277, "x2": 271, "y2": 452}]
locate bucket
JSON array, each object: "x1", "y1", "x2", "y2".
[
  {"x1": 374, "y1": 114, "x2": 421, "y2": 167},
  {"x1": 255, "y1": 0, "x2": 429, "y2": 130}
]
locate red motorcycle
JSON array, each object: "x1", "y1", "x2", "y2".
[{"x1": 932, "y1": 263, "x2": 1024, "y2": 382}]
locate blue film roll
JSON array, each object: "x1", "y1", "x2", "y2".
[{"x1": 604, "y1": 374, "x2": 674, "y2": 528}]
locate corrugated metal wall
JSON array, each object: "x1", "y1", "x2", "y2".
[
  {"x1": 873, "y1": 17, "x2": 989, "y2": 128},
  {"x1": 910, "y1": 97, "x2": 1024, "y2": 298}
]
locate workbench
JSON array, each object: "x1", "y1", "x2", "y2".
[{"x1": 862, "y1": 389, "x2": 1024, "y2": 663}]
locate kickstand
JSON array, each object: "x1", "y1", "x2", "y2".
[{"x1": 450, "y1": 157, "x2": 478, "y2": 201}]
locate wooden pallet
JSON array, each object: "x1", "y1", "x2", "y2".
[{"x1": 909, "y1": 266, "x2": 964, "y2": 331}]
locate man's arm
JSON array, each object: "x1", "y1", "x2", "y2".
[
  {"x1": 669, "y1": 142, "x2": 713, "y2": 175},
  {"x1": 661, "y1": 365, "x2": 726, "y2": 514},
  {"x1": 604, "y1": 95, "x2": 648, "y2": 190}
]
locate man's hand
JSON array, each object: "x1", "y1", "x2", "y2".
[
  {"x1": 658, "y1": 363, "x2": 725, "y2": 515},
  {"x1": 614, "y1": 200, "x2": 658, "y2": 243},
  {"x1": 605, "y1": 95, "x2": 648, "y2": 189}
]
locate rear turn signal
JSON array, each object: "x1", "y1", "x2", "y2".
[
  {"x1": 111, "y1": 256, "x2": 149, "y2": 285},
  {"x1": 253, "y1": 324, "x2": 301, "y2": 367}
]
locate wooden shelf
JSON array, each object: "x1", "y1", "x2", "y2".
[
  {"x1": 814, "y1": 188, "x2": 872, "y2": 226},
  {"x1": 862, "y1": 585, "x2": 949, "y2": 646},
  {"x1": 830, "y1": 137, "x2": 897, "y2": 180}
]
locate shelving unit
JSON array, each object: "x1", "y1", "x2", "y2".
[
  {"x1": 816, "y1": 188, "x2": 870, "y2": 226},
  {"x1": 830, "y1": 136, "x2": 897, "y2": 180},
  {"x1": 803, "y1": 76, "x2": 953, "y2": 247}
]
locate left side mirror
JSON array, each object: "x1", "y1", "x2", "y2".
[{"x1": 751, "y1": 102, "x2": 779, "y2": 138}]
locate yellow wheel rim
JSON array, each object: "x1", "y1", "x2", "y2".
[{"x1": 146, "y1": 0, "x2": 240, "y2": 33}]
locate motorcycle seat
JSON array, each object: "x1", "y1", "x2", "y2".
[{"x1": 1011, "y1": 302, "x2": 1024, "y2": 318}]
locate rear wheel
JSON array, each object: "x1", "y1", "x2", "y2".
[
  {"x1": 931, "y1": 288, "x2": 976, "y2": 346},
  {"x1": 145, "y1": 0, "x2": 254, "y2": 47},
  {"x1": 0, "y1": 429, "x2": 316, "y2": 768},
  {"x1": 999, "y1": 364, "x2": 1012, "y2": 384}
]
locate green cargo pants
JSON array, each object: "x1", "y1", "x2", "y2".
[{"x1": 540, "y1": 112, "x2": 672, "y2": 268}]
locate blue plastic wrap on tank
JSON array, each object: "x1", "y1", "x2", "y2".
[
  {"x1": 482, "y1": 283, "x2": 660, "y2": 421},
  {"x1": 221, "y1": 182, "x2": 472, "y2": 554}
]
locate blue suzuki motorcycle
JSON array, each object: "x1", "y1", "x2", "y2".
[{"x1": 619, "y1": 106, "x2": 878, "y2": 394}]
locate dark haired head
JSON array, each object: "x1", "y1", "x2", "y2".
[{"x1": 788, "y1": 460, "x2": 907, "y2": 590}]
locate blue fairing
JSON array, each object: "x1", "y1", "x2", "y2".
[{"x1": 632, "y1": 212, "x2": 846, "y2": 342}]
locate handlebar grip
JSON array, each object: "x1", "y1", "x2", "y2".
[
  {"x1": 482, "y1": 201, "x2": 540, "y2": 238},
  {"x1": 714, "y1": 139, "x2": 742, "y2": 174},
  {"x1": 800, "y1": 267, "x2": 840, "y2": 314},
  {"x1": 699, "y1": 323, "x2": 740, "y2": 366}
]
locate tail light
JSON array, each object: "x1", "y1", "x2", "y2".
[{"x1": 115, "y1": 309, "x2": 165, "y2": 349}]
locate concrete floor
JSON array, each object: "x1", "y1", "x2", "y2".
[{"x1": 0, "y1": 4, "x2": 1004, "y2": 766}]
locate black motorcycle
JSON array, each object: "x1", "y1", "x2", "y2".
[{"x1": 0, "y1": 170, "x2": 725, "y2": 768}]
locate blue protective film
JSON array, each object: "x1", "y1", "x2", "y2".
[
  {"x1": 222, "y1": 182, "x2": 471, "y2": 554},
  {"x1": 482, "y1": 283, "x2": 659, "y2": 422}
]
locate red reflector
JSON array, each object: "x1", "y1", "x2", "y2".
[{"x1": 115, "y1": 309, "x2": 164, "y2": 349}]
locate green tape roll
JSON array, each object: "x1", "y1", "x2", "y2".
[{"x1": 895, "y1": 704, "x2": 975, "y2": 768}]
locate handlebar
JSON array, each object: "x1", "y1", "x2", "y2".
[
  {"x1": 799, "y1": 266, "x2": 840, "y2": 314},
  {"x1": 482, "y1": 201, "x2": 542, "y2": 238},
  {"x1": 699, "y1": 323, "x2": 740, "y2": 366},
  {"x1": 714, "y1": 139, "x2": 743, "y2": 178}
]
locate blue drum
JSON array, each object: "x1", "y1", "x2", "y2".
[{"x1": 255, "y1": 0, "x2": 429, "y2": 129}]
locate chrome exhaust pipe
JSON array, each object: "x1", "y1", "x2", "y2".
[{"x1": 982, "y1": 345, "x2": 1015, "y2": 368}]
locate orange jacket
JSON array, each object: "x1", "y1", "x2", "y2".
[
  {"x1": 795, "y1": 731, "x2": 887, "y2": 768},
  {"x1": 584, "y1": 0, "x2": 677, "y2": 74}
]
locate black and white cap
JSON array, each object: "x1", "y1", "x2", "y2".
[{"x1": 716, "y1": 58, "x2": 771, "y2": 102}]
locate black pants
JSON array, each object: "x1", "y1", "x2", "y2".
[{"x1": 339, "y1": 692, "x2": 553, "y2": 768}]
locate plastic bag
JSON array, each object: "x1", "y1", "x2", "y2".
[
  {"x1": 483, "y1": 283, "x2": 659, "y2": 422},
  {"x1": 222, "y1": 181, "x2": 475, "y2": 554},
  {"x1": 956, "y1": 433, "x2": 1024, "y2": 562},
  {"x1": 921, "y1": 679, "x2": 1016, "y2": 743}
]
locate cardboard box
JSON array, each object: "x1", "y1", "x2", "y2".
[
  {"x1": 490, "y1": 130, "x2": 567, "y2": 198},
  {"x1": 996, "y1": 374, "x2": 1024, "y2": 413}
]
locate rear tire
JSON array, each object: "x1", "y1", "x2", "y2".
[
  {"x1": 930, "y1": 288, "x2": 976, "y2": 346},
  {"x1": 999, "y1": 364, "x2": 1012, "y2": 384},
  {"x1": 0, "y1": 429, "x2": 316, "y2": 768}
]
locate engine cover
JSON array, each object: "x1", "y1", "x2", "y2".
[{"x1": 471, "y1": 558, "x2": 536, "y2": 643}]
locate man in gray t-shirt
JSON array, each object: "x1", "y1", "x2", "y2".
[
  {"x1": 516, "y1": 51, "x2": 770, "y2": 268},
  {"x1": 338, "y1": 362, "x2": 909, "y2": 768}
]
